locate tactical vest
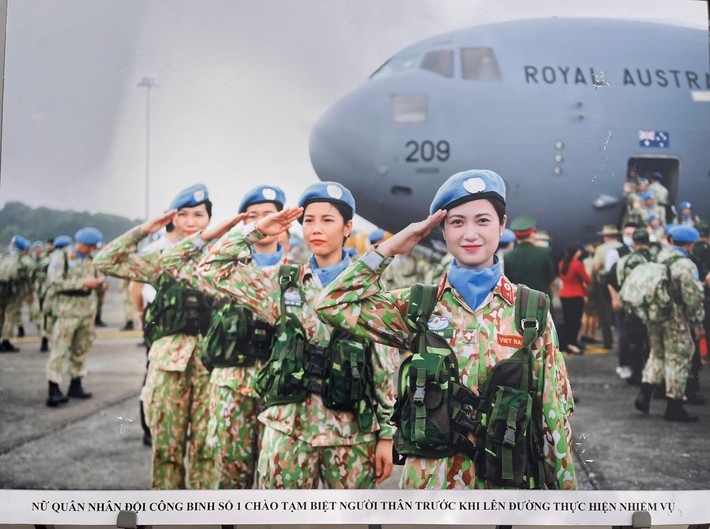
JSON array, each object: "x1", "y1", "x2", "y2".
[
  {"x1": 143, "y1": 273, "x2": 213, "y2": 347},
  {"x1": 391, "y1": 281, "x2": 551, "y2": 489},
  {"x1": 202, "y1": 299, "x2": 275, "y2": 371},
  {"x1": 255, "y1": 264, "x2": 376, "y2": 430}
]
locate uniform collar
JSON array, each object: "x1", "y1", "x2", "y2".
[{"x1": 440, "y1": 273, "x2": 516, "y2": 313}]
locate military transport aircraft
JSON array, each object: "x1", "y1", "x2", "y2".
[{"x1": 309, "y1": 17, "x2": 710, "y2": 248}]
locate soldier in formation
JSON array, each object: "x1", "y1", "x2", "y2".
[
  {"x1": 160, "y1": 185, "x2": 288, "y2": 489},
  {"x1": 197, "y1": 181, "x2": 396, "y2": 489},
  {"x1": 94, "y1": 184, "x2": 214, "y2": 489},
  {"x1": 316, "y1": 170, "x2": 577, "y2": 489},
  {"x1": 0, "y1": 235, "x2": 34, "y2": 353},
  {"x1": 44, "y1": 228, "x2": 104, "y2": 406}
]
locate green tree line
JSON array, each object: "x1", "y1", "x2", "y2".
[{"x1": 0, "y1": 202, "x2": 140, "y2": 246}]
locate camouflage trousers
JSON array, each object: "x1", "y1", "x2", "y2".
[
  {"x1": 643, "y1": 321, "x2": 694, "y2": 399},
  {"x1": 142, "y1": 354, "x2": 213, "y2": 489},
  {"x1": 256, "y1": 426, "x2": 376, "y2": 489},
  {"x1": 206, "y1": 383, "x2": 262, "y2": 489},
  {"x1": 46, "y1": 315, "x2": 95, "y2": 383},
  {"x1": 30, "y1": 294, "x2": 43, "y2": 335},
  {"x1": 0, "y1": 298, "x2": 21, "y2": 340}
]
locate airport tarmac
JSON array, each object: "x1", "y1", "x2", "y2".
[{"x1": 1, "y1": 282, "x2": 709, "y2": 491}]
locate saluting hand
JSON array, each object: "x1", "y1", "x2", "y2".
[
  {"x1": 255, "y1": 207, "x2": 304, "y2": 236},
  {"x1": 139, "y1": 210, "x2": 178, "y2": 235},
  {"x1": 377, "y1": 209, "x2": 447, "y2": 257},
  {"x1": 200, "y1": 213, "x2": 249, "y2": 241}
]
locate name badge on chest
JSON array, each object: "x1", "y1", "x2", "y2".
[{"x1": 283, "y1": 289, "x2": 304, "y2": 308}]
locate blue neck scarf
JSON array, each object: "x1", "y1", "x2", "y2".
[
  {"x1": 252, "y1": 245, "x2": 283, "y2": 267},
  {"x1": 672, "y1": 246, "x2": 689, "y2": 257},
  {"x1": 447, "y1": 256, "x2": 502, "y2": 311},
  {"x1": 310, "y1": 249, "x2": 350, "y2": 287}
]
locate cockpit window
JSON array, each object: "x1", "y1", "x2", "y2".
[
  {"x1": 391, "y1": 93, "x2": 428, "y2": 123},
  {"x1": 420, "y1": 50, "x2": 454, "y2": 78},
  {"x1": 461, "y1": 47, "x2": 502, "y2": 81},
  {"x1": 369, "y1": 51, "x2": 420, "y2": 80}
]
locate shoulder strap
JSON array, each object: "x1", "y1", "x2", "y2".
[
  {"x1": 406, "y1": 282, "x2": 438, "y2": 353},
  {"x1": 514, "y1": 284, "x2": 549, "y2": 351},
  {"x1": 277, "y1": 264, "x2": 305, "y2": 326}
]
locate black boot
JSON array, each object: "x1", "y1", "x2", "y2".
[
  {"x1": 653, "y1": 380, "x2": 666, "y2": 399},
  {"x1": 121, "y1": 320, "x2": 134, "y2": 331},
  {"x1": 46, "y1": 382, "x2": 69, "y2": 407},
  {"x1": 0, "y1": 339, "x2": 20, "y2": 353},
  {"x1": 664, "y1": 398, "x2": 699, "y2": 422},
  {"x1": 635, "y1": 383, "x2": 655, "y2": 414},
  {"x1": 17, "y1": 325, "x2": 25, "y2": 337},
  {"x1": 40, "y1": 337, "x2": 49, "y2": 352},
  {"x1": 67, "y1": 377, "x2": 92, "y2": 399},
  {"x1": 94, "y1": 316, "x2": 106, "y2": 327}
]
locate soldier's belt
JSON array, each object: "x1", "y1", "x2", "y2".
[{"x1": 57, "y1": 289, "x2": 91, "y2": 297}]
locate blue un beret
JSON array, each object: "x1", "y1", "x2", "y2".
[
  {"x1": 430, "y1": 170, "x2": 506, "y2": 215},
  {"x1": 369, "y1": 229, "x2": 386, "y2": 243},
  {"x1": 679, "y1": 201, "x2": 692, "y2": 209},
  {"x1": 500, "y1": 229, "x2": 515, "y2": 244},
  {"x1": 169, "y1": 183, "x2": 209, "y2": 210},
  {"x1": 640, "y1": 191, "x2": 654, "y2": 200},
  {"x1": 669, "y1": 225, "x2": 699, "y2": 244},
  {"x1": 31, "y1": 240, "x2": 43, "y2": 250},
  {"x1": 238, "y1": 185, "x2": 286, "y2": 214},
  {"x1": 297, "y1": 181, "x2": 356, "y2": 219},
  {"x1": 647, "y1": 213, "x2": 659, "y2": 222},
  {"x1": 637, "y1": 178, "x2": 649, "y2": 185},
  {"x1": 652, "y1": 171, "x2": 663, "y2": 180},
  {"x1": 74, "y1": 227, "x2": 103, "y2": 246},
  {"x1": 53, "y1": 235, "x2": 73, "y2": 249},
  {"x1": 10, "y1": 235, "x2": 29, "y2": 250}
]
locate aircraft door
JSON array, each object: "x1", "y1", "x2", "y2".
[{"x1": 627, "y1": 156, "x2": 680, "y2": 223}]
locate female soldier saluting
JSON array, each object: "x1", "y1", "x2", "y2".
[
  {"x1": 197, "y1": 182, "x2": 396, "y2": 489},
  {"x1": 316, "y1": 170, "x2": 577, "y2": 490}
]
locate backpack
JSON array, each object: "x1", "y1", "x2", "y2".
[
  {"x1": 615, "y1": 252, "x2": 648, "y2": 288},
  {"x1": 391, "y1": 281, "x2": 550, "y2": 489},
  {"x1": 255, "y1": 264, "x2": 376, "y2": 429},
  {"x1": 619, "y1": 254, "x2": 683, "y2": 323},
  {"x1": 0, "y1": 253, "x2": 21, "y2": 302},
  {"x1": 143, "y1": 273, "x2": 213, "y2": 347}
]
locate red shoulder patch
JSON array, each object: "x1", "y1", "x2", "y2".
[
  {"x1": 499, "y1": 276, "x2": 515, "y2": 305},
  {"x1": 498, "y1": 334, "x2": 523, "y2": 348}
]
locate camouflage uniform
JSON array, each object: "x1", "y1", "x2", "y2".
[
  {"x1": 0, "y1": 251, "x2": 34, "y2": 343},
  {"x1": 641, "y1": 248, "x2": 705, "y2": 398},
  {"x1": 160, "y1": 234, "x2": 282, "y2": 489},
  {"x1": 93, "y1": 227, "x2": 212, "y2": 490},
  {"x1": 316, "y1": 246, "x2": 577, "y2": 490},
  {"x1": 383, "y1": 253, "x2": 420, "y2": 290},
  {"x1": 45, "y1": 249, "x2": 98, "y2": 383},
  {"x1": 198, "y1": 224, "x2": 397, "y2": 489}
]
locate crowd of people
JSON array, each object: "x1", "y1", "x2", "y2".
[{"x1": 0, "y1": 168, "x2": 707, "y2": 491}]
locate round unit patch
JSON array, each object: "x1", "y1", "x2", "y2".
[
  {"x1": 327, "y1": 184, "x2": 343, "y2": 200},
  {"x1": 463, "y1": 177, "x2": 486, "y2": 194},
  {"x1": 262, "y1": 188, "x2": 277, "y2": 201}
]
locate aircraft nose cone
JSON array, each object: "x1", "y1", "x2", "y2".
[{"x1": 309, "y1": 89, "x2": 380, "y2": 193}]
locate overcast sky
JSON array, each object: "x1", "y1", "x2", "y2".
[{"x1": 0, "y1": 0, "x2": 706, "y2": 233}]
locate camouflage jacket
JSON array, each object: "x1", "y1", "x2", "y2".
[
  {"x1": 93, "y1": 227, "x2": 207, "y2": 373},
  {"x1": 0, "y1": 251, "x2": 34, "y2": 300},
  {"x1": 315, "y1": 246, "x2": 577, "y2": 489},
  {"x1": 197, "y1": 223, "x2": 397, "y2": 446},
  {"x1": 160, "y1": 234, "x2": 282, "y2": 397},
  {"x1": 656, "y1": 248, "x2": 705, "y2": 329},
  {"x1": 46, "y1": 248, "x2": 98, "y2": 319}
]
